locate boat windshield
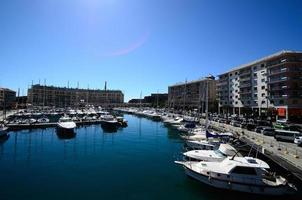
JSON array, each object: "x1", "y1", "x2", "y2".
[
  {"x1": 60, "y1": 118, "x2": 70, "y2": 122},
  {"x1": 214, "y1": 150, "x2": 227, "y2": 157}
]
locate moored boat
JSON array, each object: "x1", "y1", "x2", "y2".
[
  {"x1": 175, "y1": 156, "x2": 297, "y2": 195},
  {"x1": 57, "y1": 116, "x2": 76, "y2": 132}
]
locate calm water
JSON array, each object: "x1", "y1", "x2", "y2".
[{"x1": 0, "y1": 115, "x2": 298, "y2": 200}]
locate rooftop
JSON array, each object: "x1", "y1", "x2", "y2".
[
  {"x1": 0, "y1": 87, "x2": 16, "y2": 92},
  {"x1": 219, "y1": 50, "x2": 302, "y2": 76},
  {"x1": 30, "y1": 84, "x2": 123, "y2": 93},
  {"x1": 169, "y1": 75, "x2": 215, "y2": 87}
]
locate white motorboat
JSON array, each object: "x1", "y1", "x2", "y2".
[
  {"x1": 183, "y1": 143, "x2": 237, "y2": 161},
  {"x1": 0, "y1": 124, "x2": 8, "y2": 137},
  {"x1": 185, "y1": 140, "x2": 217, "y2": 150},
  {"x1": 37, "y1": 117, "x2": 50, "y2": 123},
  {"x1": 100, "y1": 114, "x2": 119, "y2": 129},
  {"x1": 175, "y1": 157, "x2": 296, "y2": 195},
  {"x1": 57, "y1": 116, "x2": 76, "y2": 131}
]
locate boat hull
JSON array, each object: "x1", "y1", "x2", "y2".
[{"x1": 183, "y1": 166, "x2": 294, "y2": 196}]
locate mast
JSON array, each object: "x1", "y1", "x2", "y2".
[
  {"x1": 156, "y1": 90, "x2": 159, "y2": 109},
  {"x1": 205, "y1": 76, "x2": 209, "y2": 130},
  {"x1": 183, "y1": 79, "x2": 187, "y2": 111},
  {"x1": 43, "y1": 79, "x2": 46, "y2": 109},
  {"x1": 86, "y1": 84, "x2": 89, "y2": 107},
  {"x1": 3, "y1": 90, "x2": 6, "y2": 120},
  {"x1": 17, "y1": 88, "x2": 20, "y2": 111},
  {"x1": 140, "y1": 91, "x2": 142, "y2": 109}
]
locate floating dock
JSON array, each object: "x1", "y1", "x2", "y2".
[{"x1": 7, "y1": 120, "x2": 103, "y2": 131}]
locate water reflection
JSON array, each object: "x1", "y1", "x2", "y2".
[
  {"x1": 0, "y1": 134, "x2": 9, "y2": 144},
  {"x1": 101, "y1": 126, "x2": 118, "y2": 133},
  {"x1": 167, "y1": 127, "x2": 182, "y2": 141},
  {"x1": 56, "y1": 129, "x2": 76, "y2": 140}
]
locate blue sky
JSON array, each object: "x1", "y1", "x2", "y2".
[{"x1": 0, "y1": 0, "x2": 301, "y2": 101}]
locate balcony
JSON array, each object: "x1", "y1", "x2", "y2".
[
  {"x1": 239, "y1": 90, "x2": 252, "y2": 95},
  {"x1": 239, "y1": 83, "x2": 252, "y2": 88},
  {"x1": 269, "y1": 94, "x2": 292, "y2": 99},
  {"x1": 268, "y1": 85, "x2": 288, "y2": 91},
  {"x1": 216, "y1": 81, "x2": 228, "y2": 87},
  {"x1": 268, "y1": 67, "x2": 288, "y2": 76},
  {"x1": 268, "y1": 76, "x2": 288, "y2": 84},
  {"x1": 239, "y1": 76, "x2": 251, "y2": 82},
  {"x1": 239, "y1": 71, "x2": 251, "y2": 77}
]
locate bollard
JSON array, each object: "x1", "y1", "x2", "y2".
[
  {"x1": 284, "y1": 147, "x2": 288, "y2": 154},
  {"x1": 277, "y1": 143, "x2": 281, "y2": 151},
  {"x1": 294, "y1": 150, "x2": 299, "y2": 159}
]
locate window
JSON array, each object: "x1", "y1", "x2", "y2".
[
  {"x1": 262, "y1": 93, "x2": 265, "y2": 97},
  {"x1": 235, "y1": 101, "x2": 238, "y2": 104},
  {"x1": 253, "y1": 66, "x2": 257, "y2": 70},
  {"x1": 254, "y1": 94, "x2": 257, "y2": 97},
  {"x1": 261, "y1": 86, "x2": 265, "y2": 90},
  {"x1": 231, "y1": 167, "x2": 257, "y2": 175},
  {"x1": 279, "y1": 100, "x2": 284, "y2": 104},
  {"x1": 262, "y1": 101, "x2": 265, "y2": 104},
  {"x1": 235, "y1": 72, "x2": 238, "y2": 75},
  {"x1": 230, "y1": 73, "x2": 233, "y2": 76},
  {"x1": 253, "y1": 73, "x2": 257, "y2": 77},
  {"x1": 261, "y1": 79, "x2": 265, "y2": 82}
]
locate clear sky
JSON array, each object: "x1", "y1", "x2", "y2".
[{"x1": 0, "y1": 0, "x2": 301, "y2": 101}]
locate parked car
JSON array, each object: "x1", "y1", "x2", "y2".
[
  {"x1": 255, "y1": 126, "x2": 266, "y2": 133},
  {"x1": 294, "y1": 136, "x2": 302, "y2": 146},
  {"x1": 261, "y1": 127, "x2": 275, "y2": 136},
  {"x1": 246, "y1": 123, "x2": 256, "y2": 131},
  {"x1": 218, "y1": 118, "x2": 226, "y2": 123},
  {"x1": 230, "y1": 120, "x2": 241, "y2": 127}
]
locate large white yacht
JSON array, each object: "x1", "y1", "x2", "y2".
[
  {"x1": 183, "y1": 143, "x2": 237, "y2": 161},
  {"x1": 175, "y1": 157, "x2": 296, "y2": 195}
]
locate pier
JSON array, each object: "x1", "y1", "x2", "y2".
[{"x1": 6, "y1": 120, "x2": 103, "y2": 131}]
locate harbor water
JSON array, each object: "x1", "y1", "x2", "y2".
[{"x1": 0, "y1": 114, "x2": 299, "y2": 200}]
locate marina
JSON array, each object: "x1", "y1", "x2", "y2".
[
  {"x1": 0, "y1": 113, "x2": 301, "y2": 199},
  {"x1": 1, "y1": 1, "x2": 302, "y2": 199}
]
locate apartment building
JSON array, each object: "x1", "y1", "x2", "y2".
[
  {"x1": 27, "y1": 84, "x2": 124, "y2": 107},
  {"x1": 0, "y1": 88, "x2": 16, "y2": 109},
  {"x1": 168, "y1": 75, "x2": 217, "y2": 111},
  {"x1": 217, "y1": 50, "x2": 302, "y2": 122}
]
